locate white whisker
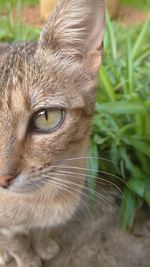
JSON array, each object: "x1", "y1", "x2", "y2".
[
  {"x1": 54, "y1": 169, "x2": 124, "y2": 198},
  {"x1": 63, "y1": 156, "x2": 116, "y2": 164},
  {"x1": 42, "y1": 175, "x2": 118, "y2": 210},
  {"x1": 54, "y1": 165, "x2": 125, "y2": 184},
  {"x1": 40, "y1": 177, "x2": 94, "y2": 217}
]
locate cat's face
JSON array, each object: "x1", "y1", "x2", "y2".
[{"x1": 0, "y1": 0, "x2": 104, "y2": 221}]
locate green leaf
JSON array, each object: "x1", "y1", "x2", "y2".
[
  {"x1": 128, "y1": 178, "x2": 145, "y2": 198},
  {"x1": 96, "y1": 101, "x2": 147, "y2": 115},
  {"x1": 121, "y1": 187, "x2": 141, "y2": 230},
  {"x1": 128, "y1": 137, "x2": 150, "y2": 158},
  {"x1": 135, "y1": 45, "x2": 150, "y2": 64},
  {"x1": 136, "y1": 152, "x2": 150, "y2": 175},
  {"x1": 88, "y1": 142, "x2": 98, "y2": 191},
  {"x1": 120, "y1": 148, "x2": 144, "y2": 178},
  {"x1": 132, "y1": 16, "x2": 150, "y2": 58},
  {"x1": 126, "y1": 33, "x2": 133, "y2": 94},
  {"x1": 144, "y1": 188, "x2": 150, "y2": 207},
  {"x1": 105, "y1": 12, "x2": 117, "y2": 60},
  {"x1": 88, "y1": 142, "x2": 99, "y2": 208},
  {"x1": 99, "y1": 65, "x2": 116, "y2": 101}
]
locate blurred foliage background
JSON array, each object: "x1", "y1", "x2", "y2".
[
  {"x1": 0, "y1": 0, "x2": 150, "y2": 230},
  {"x1": 120, "y1": 0, "x2": 150, "y2": 10}
]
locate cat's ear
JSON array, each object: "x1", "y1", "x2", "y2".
[{"x1": 37, "y1": 0, "x2": 105, "y2": 75}]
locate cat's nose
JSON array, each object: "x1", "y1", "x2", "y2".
[{"x1": 0, "y1": 175, "x2": 14, "y2": 188}]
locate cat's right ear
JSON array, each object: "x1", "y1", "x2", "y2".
[{"x1": 36, "y1": 0, "x2": 105, "y2": 76}]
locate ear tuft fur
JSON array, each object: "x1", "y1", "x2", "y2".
[{"x1": 38, "y1": 0, "x2": 105, "y2": 74}]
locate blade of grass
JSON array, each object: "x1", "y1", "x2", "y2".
[
  {"x1": 126, "y1": 33, "x2": 133, "y2": 95},
  {"x1": 132, "y1": 16, "x2": 150, "y2": 59},
  {"x1": 99, "y1": 65, "x2": 116, "y2": 101},
  {"x1": 127, "y1": 138, "x2": 150, "y2": 158},
  {"x1": 105, "y1": 12, "x2": 117, "y2": 61},
  {"x1": 121, "y1": 187, "x2": 141, "y2": 230},
  {"x1": 96, "y1": 101, "x2": 147, "y2": 114}
]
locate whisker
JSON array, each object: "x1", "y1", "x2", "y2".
[
  {"x1": 42, "y1": 175, "x2": 119, "y2": 210},
  {"x1": 54, "y1": 170, "x2": 124, "y2": 198},
  {"x1": 42, "y1": 164, "x2": 126, "y2": 190},
  {"x1": 62, "y1": 156, "x2": 116, "y2": 164},
  {"x1": 54, "y1": 171, "x2": 121, "y2": 197},
  {"x1": 45, "y1": 179, "x2": 113, "y2": 210},
  {"x1": 40, "y1": 178, "x2": 94, "y2": 218},
  {"x1": 53, "y1": 165, "x2": 126, "y2": 186}
]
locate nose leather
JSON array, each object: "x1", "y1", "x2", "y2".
[{"x1": 0, "y1": 175, "x2": 14, "y2": 188}]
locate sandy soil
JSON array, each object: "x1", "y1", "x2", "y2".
[
  {"x1": 118, "y1": 6, "x2": 147, "y2": 25},
  {"x1": 44, "y1": 200, "x2": 150, "y2": 267}
]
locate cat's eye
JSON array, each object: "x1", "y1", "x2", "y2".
[{"x1": 31, "y1": 108, "x2": 65, "y2": 133}]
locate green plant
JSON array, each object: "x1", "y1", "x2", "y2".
[
  {"x1": 90, "y1": 13, "x2": 150, "y2": 230},
  {"x1": 0, "y1": 0, "x2": 38, "y2": 11},
  {"x1": 120, "y1": 0, "x2": 150, "y2": 11},
  {"x1": 0, "y1": 0, "x2": 40, "y2": 42}
]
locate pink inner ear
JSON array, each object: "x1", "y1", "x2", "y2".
[
  {"x1": 87, "y1": 50, "x2": 103, "y2": 76},
  {"x1": 87, "y1": 7, "x2": 105, "y2": 54}
]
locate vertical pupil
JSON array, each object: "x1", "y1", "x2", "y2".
[{"x1": 45, "y1": 110, "x2": 48, "y2": 121}]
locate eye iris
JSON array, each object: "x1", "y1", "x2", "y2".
[{"x1": 34, "y1": 109, "x2": 63, "y2": 132}]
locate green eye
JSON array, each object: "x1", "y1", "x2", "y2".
[{"x1": 31, "y1": 108, "x2": 65, "y2": 133}]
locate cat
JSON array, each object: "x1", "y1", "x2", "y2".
[{"x1": 0, "y1": 0, "x2": 105, "y2": 266}]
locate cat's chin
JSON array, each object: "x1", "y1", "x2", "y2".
[
  {"x1": 8, "y1": 185, "x2": 39, "y2": 194},
  {"x1": 8, "y1": 173, "x2": 50, "y2": 194}
]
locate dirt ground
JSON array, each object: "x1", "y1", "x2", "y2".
[{"x1": 44, "y1": 200, "x2": 150, "y2": 267}]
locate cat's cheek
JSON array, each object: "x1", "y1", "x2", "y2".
[
  {"x1": 48, "y1": 194, "x2": 81, "y2": 227},
  {"x1": 25, "y1": 193, "x2": 81, "y2": 229},
  {"x1": 38, "y1": 191, "x2": 82, "y2": 228}
]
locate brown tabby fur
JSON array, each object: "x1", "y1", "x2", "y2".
[{"x1": 0, "y1": 0, "x2": 105, "y2": 266}]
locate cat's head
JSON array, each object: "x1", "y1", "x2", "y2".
[{"x1": 0, "y1": 0, "x2": 105, "y2": 223}]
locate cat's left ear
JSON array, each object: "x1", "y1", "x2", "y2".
[{"x1": 37, "y1": 0, "x2": 105, "y2": 75}]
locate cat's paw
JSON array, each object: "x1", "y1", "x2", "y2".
[
  {"x1": 17, "y1": 257, "x2": 42, "y2": 267},
  {"x1": 34, "y1": 238, "x2": 60, "y2": 261},
  {"x1": 0, "y1": 251, "x2": 13, "y2": 266},
  {"x1": 0, "y1": 258, "x2": 16, "y2": 267},
  {"x1": 0, "y1": 257, "x2": 41, "y2": 267}
]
